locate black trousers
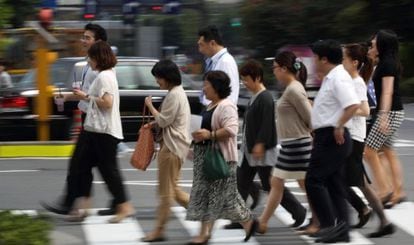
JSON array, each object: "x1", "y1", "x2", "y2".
[
  {"x1": 79, "y1": 131, "x2": 128, "y2": 205},
  {"x1": 237, "y1": 156, "x2": 306, "y2": 219},
  {"x1": 305, "y1": 127, "x2": 352, "y2": 228},
  {"x1": 63, "y1": 128, "x2": 95, "y2": 208}
]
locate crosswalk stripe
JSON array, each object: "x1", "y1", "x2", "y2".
[
  {"x1": 274, "y1": 206, "x2": 374, "y2": 244},
  {"x1": 385, "y1": 202, "x2": 414, "y2": 237},
  {"x1": 171, "y1": 206, "x2": 260, "y2": 245},
  {"x1": 82, "y1": 209, "x2": 145, "y2": 245}
]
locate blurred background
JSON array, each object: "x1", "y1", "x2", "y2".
[{"x1": 0, "y1": 0, "x2": 413, "y2": 96}]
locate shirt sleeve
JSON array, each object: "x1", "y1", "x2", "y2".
[
  {"x1": 333, "y1": 79, "x2": 359, "y2": 109},
  {"x1": 255, "y1": 93, "x2": 275, "y2": 144},
  {"x1": 379, "y1": 59, "x2": 398, "y2": 77},
  {"x1": 355, "y1": 78, "x2": 368, "y2": 102},
  {"x1": 217, "y1": 104, "x2": 238, "y2": 137},
  {"x1": 215, "y1": 58, "x2": 239, "y2": 105},
  {"x1": 155, "y1": 91, "x2": 180, "y2": 128},
  {"x1": 286, "y1": 85, "x2": 312, "y2": 129},
  {"x1": 97, "y1": 72, "x2": 115, "y2": 97}
]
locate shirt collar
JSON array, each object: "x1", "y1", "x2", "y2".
[
  {"x1": 210, "y1": 48, "x2": 228, "y2": 62},
  {"x1": 324, "y1": 64, "x2": 343, "y2": 81}
]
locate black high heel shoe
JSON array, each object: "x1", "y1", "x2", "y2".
[
  {"x1": 352, "y1": 208, "x2": 372, "y2": 229},
  {"x1": 244, "y1": 219, "x2": 258, "y2": 242}
]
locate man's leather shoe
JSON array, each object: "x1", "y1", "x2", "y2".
[
  {"x1": 97, "y1": 208, "x2": 116, "y2": 216},
  {"x1": 315, "y1": 222, "x2": 349, "y2": 243},
  {"x1": 224, "y1": 222, "x2": 243, "y2": 229},
  {"x1": 40, "y1": 200, "x2": 70, "y2": 215},
  {"x1": 368, "y1": 223, "x2": 395, "y2": 238},
  {"x1": 318, "y1": 232, "x2": 350, "y2": 243},
  {"x1": 311, "y1": 221, "x2": 346, "y2": 238}
]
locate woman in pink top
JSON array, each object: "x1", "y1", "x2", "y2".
[{"x1": 187, "y1": 71, "x2": 257, "y2": 245}]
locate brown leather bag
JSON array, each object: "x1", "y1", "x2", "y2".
[{"x1": 130, "y1": 105, "x2": 155, "y2": 171}]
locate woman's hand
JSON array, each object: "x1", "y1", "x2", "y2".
[
  {"x1": 73, "y1": 89, "x2": 88, "y2": 100},
  {"x1": 252, "y1": 143, "x2": 265, "y2": 160},
  {"x1": 145, "y1": 96, "x2": 153, "y2": 108},
  {"x1": 379, "y1": 113, "x2": 390, "y2": 135},
  {"x1": 192, "y1": 129, "x2": 211, "y2": 143}
]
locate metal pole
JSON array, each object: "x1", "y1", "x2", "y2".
[{"x1": 35, "y1": 39, "x2": 51, "y2": 141}]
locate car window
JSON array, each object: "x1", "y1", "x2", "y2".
[
  {"x1": 135, "y1": 64, "x2": 158, "y2": 89},
  {"x1": 116, "y1": 65, "x2": 138, "y2": 89},
  {"x1": 16, "y1": 60, "x2": 75, "y2": 89}
]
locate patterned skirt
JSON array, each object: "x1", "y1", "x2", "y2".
[
  {"x1": 186, "y1": 144, "x2": 251, "y2": 222},
  {"x1": 273, "y1": 137, "x2": 312, "y2": 179},
  {"x1": 365, "y1": 110, "x2": 404, "y2": 150}
]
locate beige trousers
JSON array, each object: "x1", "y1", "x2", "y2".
[{"x1": 155, "y1": 143, "x2": 189, "y2": 229}]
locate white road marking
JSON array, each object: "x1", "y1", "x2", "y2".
[
  {"x1": 385, "y1": 202, "x2": 414, "y2": 237},
  {"x1": 274, "y1": 206, "x2": 374, "y2": 244},
  {"x1": 171, "y1": 206, "x2": 260, "y2": 245},
  {"x1": 82, "y1": 209, "x2": 145, "y2": 245},
  {"x1": 0, "y1": 170, "x2": 40, "y2": 173}
]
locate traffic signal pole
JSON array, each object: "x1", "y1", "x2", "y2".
[
  {"x1": 29, "y1": 13, "x2": 59, "y2": 141},
  {"x1": 35, "y1": 40, "x2": 51, "y2": 141}
]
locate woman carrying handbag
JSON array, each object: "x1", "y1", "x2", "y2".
[
  {"x1": 141, "y1": 60, "x2": 192, "y2": 242},
  {"x1": 187, "y1": 71, "x2": 257, "y2": 245},
  {"x1": 73, "y1": 41, "x2": 135, "y2": 223}
]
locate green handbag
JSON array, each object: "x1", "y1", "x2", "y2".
[{"x1": 203, "y1": 140, "x2": 230, "y2": 181}]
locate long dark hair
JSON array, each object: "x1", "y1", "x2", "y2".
[
  {"x1": 375, "y1": 29, "x2": 402, "y2": 75},
  {"x1": 343, "y1": 43, "x2": 373, "y2": 83},
  {"x1": 274, "y1": 51, "x2": 307, "y2": 85}
]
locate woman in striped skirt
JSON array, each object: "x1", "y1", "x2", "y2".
[{"x1": 257, "y1": 51, "x2": 313, "y2": 233}]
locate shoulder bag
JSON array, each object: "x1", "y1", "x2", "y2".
[
  {"x1": 130, "y1": 105, "x2": 155, "y2": 171},
  {"x1": 83, "y1": 98, "x2": 108, "y2": 133}
]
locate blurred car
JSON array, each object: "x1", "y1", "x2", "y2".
[{"x1": 0, "y1": 57, "x2": 203, "y2": 141}]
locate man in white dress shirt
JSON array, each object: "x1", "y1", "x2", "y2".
[
  {"x1": 197, "y1": 25, "x2": 239, "y2": 106},
  {"x1": 305, "y1": 40, "x2": 360, "y2": 243}
]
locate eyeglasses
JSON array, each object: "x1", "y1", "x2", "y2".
[
  {"x1": 80, "y1": 35, "x2": 94, "y2": 41},
  {"x1": 272, "y1": 65, "x2": 281, "y2": 70}
]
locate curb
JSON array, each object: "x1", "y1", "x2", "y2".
[{"x1": 0, "y1": 141, "x2": 75, "y2": 158}]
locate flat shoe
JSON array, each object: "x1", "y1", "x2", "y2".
[
  {"x1": 141, "y1": 236, "x2": 166, "y2": 242},
  {"x1": 368, "y1": 223, "x2": 395, "y2": 238}
]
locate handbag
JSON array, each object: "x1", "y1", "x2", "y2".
[
  {"x1": 130, "y1": 105, "x2": 155, "y2": 171},
  {"x1": 83, "y1": 99, "x2": 108, "y2": 133},
  {"x1": 203, "y1": 139, "x2": 230, "y2": 181}
]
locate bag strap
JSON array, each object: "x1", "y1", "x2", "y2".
[{"x1": 141, "y1": 104, "x2": 151, "y2": 127}]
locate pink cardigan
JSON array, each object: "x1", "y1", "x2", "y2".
[{"x1": 211, "y1": 99, "x2": 239, "y2": 162}]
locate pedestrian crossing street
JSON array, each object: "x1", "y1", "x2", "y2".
[{"x1": 10, "y1": 182, "x2": 414, "y2": 245}]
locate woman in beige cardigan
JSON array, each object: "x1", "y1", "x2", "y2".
[{"x1": 142, "y1": 60, "x2": 192, "y2": 242}]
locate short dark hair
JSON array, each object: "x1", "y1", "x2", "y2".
[
  {"x1": 311, "y1": 39, "x2": 342, "y2": 65},
  {"x1": 239, "y1": 59, "x2": 264, "y2": 83},
  {"x1": 88, "y1": 41, "x2": 117, "y2": 71},
  {"x1": 198, "y1": 25, "x2": 224, "y2": 46},
  {"x1": 151, "y1": 60, "x2": 182, "y2": 86},
  {"x1": 84, "y1": 23, "x2": 107, "y2": 42},
  {"x1": 203, "y1": 71, "x2": 231, "y2": 99}
]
